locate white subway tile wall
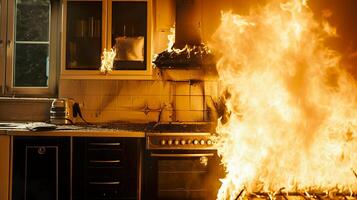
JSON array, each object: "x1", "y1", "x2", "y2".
[{"x1": 59, "y1": 79, "x2": 219, "y2": 123}]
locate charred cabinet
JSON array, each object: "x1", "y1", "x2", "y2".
[
  {"x1": 12, "y1": 137, "x2": 70, "y2": 200},
  {"x1": 61, "y1": 0, "x2": 152, "y2": 79}
]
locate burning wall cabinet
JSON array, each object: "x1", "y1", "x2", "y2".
[{"x1": 61, "y1": 0, "x2": 153, "y2": 79}]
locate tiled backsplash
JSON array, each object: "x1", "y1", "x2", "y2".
[{"x1": 59, "y1": 79, "x2": 219, "y2": 123}]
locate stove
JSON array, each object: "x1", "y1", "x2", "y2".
[
  {"x1": 143, "y1": 122, "x2": 223, "y2": 200},
  {"x1": 146, "y1": 122, "x2": 217, "y2": 150}
]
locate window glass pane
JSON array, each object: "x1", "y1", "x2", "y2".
[
  {"x1": 14, "y1": 0, "x2": 50, "y2": 87},
  {"x1": 112, "y1": 2, "x2": 147, "y2": 70},
  {"x1": 14, "y1": 43, "x2": 49, "y2": 87},
  {"x1": 16, "y1": 0, "x2": 50, "y2": 41}
]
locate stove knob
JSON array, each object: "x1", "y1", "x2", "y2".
[
  {"x1": 167, "y1": 140, "x2": 173, "y2": 145},
  {"x1": 206, "y1": 140, "x2": 212, "y2": 145},
  {"x1": 193, "y1": 140, "x2": 199, "y2": 145},
  {"x1": 200, "y1": 140, "x2": 205, "y2": 145},
  {"x1": 180, "y1": 140, "x2": 186, "y2": 145},
  {"x1": 174, "y1": 140, "x2": 180, "y2": 145},
  {"x1": 160, "y1": 139, "x2": 166, "y2": 145}
]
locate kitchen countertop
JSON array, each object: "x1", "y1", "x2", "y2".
[
  {"x1": 0, "y1": 122, "x2": 147, "y2": 137},
  {"x1": 0, "y1": 121, "x2": 215, "y2": 137}
]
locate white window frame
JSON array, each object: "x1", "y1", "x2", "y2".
[
  {"x1": 0, "y1": 0, "x2": 60, "y2": 97},
  {"x1": 0, "y1": 0, "x2": 7, "y2": 94}
]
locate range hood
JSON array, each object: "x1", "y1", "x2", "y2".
[{"x1": 153, "y1": 0, "x2": 214, "y2": 68}]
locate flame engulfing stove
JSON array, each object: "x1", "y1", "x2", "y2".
[
  {"x1": 210, "y1": 0, "x2": 357, "y2": 199},
  {"x1": 153, "y1": 0, "x2": 214, "y2": 68}
]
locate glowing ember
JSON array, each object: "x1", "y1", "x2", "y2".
[
  {"x1": 100, "y1": 48, "x2": 116, "y2": 74},
  {"x1": 212, "y1": 0, "x2": 357, "y2": 199}
]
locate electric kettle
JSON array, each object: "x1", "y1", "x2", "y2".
[{"x1": 50, "y1": 98, "x2": 82, "y2": 125}]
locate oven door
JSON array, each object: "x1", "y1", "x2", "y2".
[{"x1": 143, "y1": 151, "x2": 222, "y2": 200}]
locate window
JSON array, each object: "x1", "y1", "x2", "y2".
[
  {"x1": 0, "y1": 0, "x2": 60, "y2": 97},
  {"x1": 0, "y1": 0, "x2": 6, "y2": 93}
]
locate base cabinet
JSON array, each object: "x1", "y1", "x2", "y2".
[
  {"x1": 12, "y1": 137, "x2": 70, "y2": 200},
  {"x1": 11, "y1": 136, "x2": 141, "y2": 200}
]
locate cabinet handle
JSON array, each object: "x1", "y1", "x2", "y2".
[
  {"x1": 89, "y1": 181, "x2": 120, "y2": 185},
  {"x1": 37, "y1": 147, "x2": 46, "y2": 155},
  {"x1": 89, "y1": 160, "x2": 120, "y2": 163},
  {"x1": 88, "y1": 142, "x2": 121, "y2": 146}
]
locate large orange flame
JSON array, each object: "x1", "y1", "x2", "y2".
[{"x1": 212, "y1": 0, "x2": 357, "y2": 199}]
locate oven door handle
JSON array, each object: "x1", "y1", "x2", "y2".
[{"x1": 150, "y1": 153, "x2": 214, "y2": 157}]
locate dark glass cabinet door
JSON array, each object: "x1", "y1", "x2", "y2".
[
  {"x1": 66, "y1": 1, "x2": 102, "y2": 70},
  {"x1": 12, "y1": 137, "x2": 70, "y2": 200},
  {"x1": 111, "y1": 1, "x2": 147, "y2": 70}
]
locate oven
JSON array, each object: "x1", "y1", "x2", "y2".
[{"x1": 143, "y1": 131, "x2": 223, "y2": 200}]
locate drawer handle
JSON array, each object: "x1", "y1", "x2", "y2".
[
  {"x1": 89, "y1": 181, "x2": 120, "y2": 185},
  {"x1": 88, "y1": 142, "x2": 121, "y2": 146},
  {"x1": 89, "y1": 160, "x2": 121, "y2": 163}
]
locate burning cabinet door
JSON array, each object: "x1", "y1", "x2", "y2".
[
  {"x1": 61, "y1": 0, "x2": 152, "y2": 79},
  {"x1": 12, "y1": 137, "x2": 70, "y2": 200}
]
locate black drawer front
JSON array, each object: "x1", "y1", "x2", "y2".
[
  {"x1": 87, "y1": 149, "x2": 124, "y2": 168},
  {"x1": 87, "y1": 177, "x2": 138, "y2": 200},
  {"x1": 87, "y1": 168, "x2": 128, "y2": 178},
  {"x1": 86, "y1": 138, "x2": 123, "y2": 150},
  {"x1": 88, "y1": 184, "x2": 124, "y2": 200}
]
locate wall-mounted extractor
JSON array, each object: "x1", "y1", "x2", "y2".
[{"x1": 153, "y1": 0, "x2": 214, "y2": 68}]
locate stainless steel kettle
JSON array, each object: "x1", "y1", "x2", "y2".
[{"x1": 50, "y1": 98, "x2": 78, "y2": 125}]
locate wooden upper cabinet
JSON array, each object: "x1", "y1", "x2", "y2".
[{"x1": 61, "y1": 0, "x2": 152, "y2": 79}]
